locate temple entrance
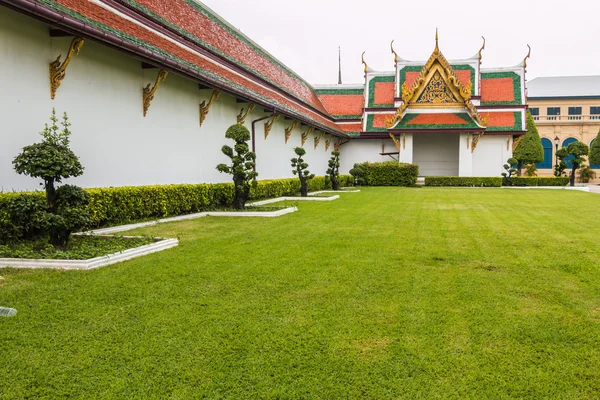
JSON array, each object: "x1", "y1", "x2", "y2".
[{"x1": 413, "y1": 132, "x2": 459, "y2": 176}]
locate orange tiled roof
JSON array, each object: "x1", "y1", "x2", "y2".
[
  {"x1": 317, "y1": 94, "x2": 364, "y2": 117},
  {"x1": 373, "y1": 82, "x2": 395, "y2": 106}
]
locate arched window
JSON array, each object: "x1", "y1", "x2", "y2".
[
  {"x1": 591, "y1": 139, "x2": 600, "y2": 169},
  {"x1": 562, "y1": 138, "x2": 578, "y2": 168},
  {"x1": 535, "y1": 138, "x2": 553, "y2": 169}
]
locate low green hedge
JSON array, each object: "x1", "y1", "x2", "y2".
[
  {"x1": 354, "y1": 162, "x2": 419, "y2": 186},
  {"x1": 0, "y1": 175, "x2": 353, "y2": 232},
  {"x1": 425, "y1": 177, "x2": 502, "y2": 187},
  {"x1": 503, "y1": 177, "x2": 569, "y2": 186}
]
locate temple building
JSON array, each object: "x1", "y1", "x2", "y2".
[{"x1": 1, "y1": 1, "x2": 529, "y2": 191}]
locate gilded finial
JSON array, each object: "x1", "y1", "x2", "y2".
[
  {"x1": 390, "y1": 40, "x2": 399, "y2": 64},
  {"x1": 435, "y1": 28, "x2": 439, "y2": 52},
  {"x1": 478, "y1": 36, "x2": 486, "y2": 61},
  {"x1": 523, "y1": 44, "x2": 531, "y2": 68},
  {"x1": 361, "y1": 51, "x2": 368, "y2": 75}
]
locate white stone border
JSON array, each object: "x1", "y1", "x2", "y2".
[
  {"x1": 310, "y1": 190, "x2": 361, "y2": 195},
  {"x1": 248, "y1": 195, "x2": 339, "y2": 206},
  {"x1": 0, "y1": 236, "x2": 179, "y2": 270},
  {"x1": 500, "y1": 186, "x2": 590, "y2": 192}
]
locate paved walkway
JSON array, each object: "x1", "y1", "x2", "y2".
[{"x1": 587, "y1": 184, "x2": 600, "y2": 194}]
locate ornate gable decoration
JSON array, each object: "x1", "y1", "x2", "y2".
[{"x1": 387, "y1": 33, "x2": 486, "y2": 128}]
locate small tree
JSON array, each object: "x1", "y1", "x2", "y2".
[
  {"x1": 12, "y1": 109, "x2": 90, "y2": 249},
  {"x1": 513, "y1": 111, "x2": 544, "y2": 176},
  {"x1": 578, "y1": 164, "x2": 597, "y2": 183},
  {"x1": 554, "y1": 148, "x2": 568, "y2": 177},
  {"x1": 501, "y1": 157, "x2": 518, "y2": 181},
  {"x1": 349, "y1": 164, "x2": 365, "y2": 186},
  {"x1": 590, "y1": 129, "x2": 600, "y2": 167},
  {"x1": 216, "y1": 124, "x2": 258, "y2": 209},
  {"x1": 524, "y1": 163, "x2": 538, "y2": 177},
  {"x1": 326, "y1": 151, "x2": 341, "y2": 190},
  {"x1": 291, "y1": 147, "x2": 315, "y2": 197},
  {"x1": 565, "y1": 141, "x2": 589, "y2": 186}
]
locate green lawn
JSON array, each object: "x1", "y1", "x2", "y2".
[{"x1": 1, "y1": 187, "x2": 600, "y2": 398}]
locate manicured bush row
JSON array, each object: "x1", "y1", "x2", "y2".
[
  {"x1": 0, "y1": 176, "x2": 353, "y2": 232},
  {"x1": 355, "y1": 162, "x2": 419, "y2": 186},
  {"x1": 425, "y1": 177, "x2": 502, "y2": 187},
  {"x1": 503, "y1": 177, "x2": 569, "y2": 186}
]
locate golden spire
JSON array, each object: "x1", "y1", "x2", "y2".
[
  {"x1": 434, "y1": 28, "x2": 439, "y2": 53},
  {"x1": 478, "y1": 36, "x2": 486, "y2": 61},
  {"x1": 523, "y1": 44, "x2": 531, "y2": 68},
  {"x1": 361, "y1": 51, "x2": 368, "y2": 75},
  {"x1": 390, "y1": 40, "x2": 399, "y2": 64}
]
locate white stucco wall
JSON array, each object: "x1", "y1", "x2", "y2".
[
  {"x1": 339, "y1": 139, "x2": 397, "y2": 173},
  {"x1": 472, "y1": 135, "x2": 512, "y2": 176},
  {"x1": 0, "y1": 7, "x2": 333, "y2": 191},
  {"x1": 413, "y1": 133, "x2": 460, "y2": 176}
]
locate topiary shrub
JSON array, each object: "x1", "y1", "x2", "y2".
[
  {"x1": 291, "y1": 147, "x2": 315, "y2": 197},
  {"x1": 501, "y1": 157, "x2": 518, "y2": 183},
  {"x1": 0, "y1": 194, "x2": 45, "y2": 244},
  {"x1": 554, "y1": 148, "x2": 568, "y2": 177},
  {"x1": 590, "y1": 129, "x2": 600, "y2": 167},
  {"x1": 513, "y1": 111, "x2": 544, "y2": 176},
  {"x1": 12, "y1": 109, "x2": 90, "y2": 249},
  {"x1": 564, "y1": 141, "x2": 589, "y2": 186},
  {"x1": 349, "y1": 164, "x2": 365, "y2": 186},
  {"x1": 326, "y1": 151, "x2": 341, "y2": 190},
  {"x1": 216, "y1": 124, "x2": 258, "y2": 209}
]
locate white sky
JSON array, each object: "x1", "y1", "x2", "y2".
[{"x1": 201, "y1": 0, "x2": 600, "y2": 86}]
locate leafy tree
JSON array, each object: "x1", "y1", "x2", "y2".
[
  {"x1": 501, "y1": 157, "x2": 518, "y2": 180},
  {"x1": 349, "y1": 164, "x2": 365, "y2": 186},
  {"x1": 590, "y1": 128, "x2": 600, "y2": 166},
  {"x1": 326, "y1": 151, "x2": 341, "y2": 190},
  {"x1": 216, "y1": 124, "x2": 258, "y2": 209},
  {"x1": 524, "y1": 163, "x2": 538, "y2": 177},
  {"x1": 578, "y1": 164, "x2": 597, "y2": 183},
  {"x1": 291, "y1": 147, "x2": 314, "y2": 197},
  {"x1": 513, "y1": 111, "x2": 543, "y2": 176},
  {"x1": 12, "y1": 109, "x2": 90, "y2": 249},
  {"x1": 564, "y1": 141, "x2": 589, "y2": 186},
  {"x1": 554, "y1": 148, "x2": 568, "y2": 177}
]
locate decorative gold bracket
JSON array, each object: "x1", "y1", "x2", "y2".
[
  {"x1": 237, "y1": 104, "x2": 256, "y2": 125},
  {"x1": 49, "y1": 37, "x2": 84, "y2": 99},
  {"x1": 143, "y1": 69, "x2": 168, "y2": 117},
  {"x1": 478, "y1": 36, "x2": 486, "y2": 61},
  {"x1": 471, "y1": 132, "x2": 485, "y2": 153},
  {"x1": 301, "y1": 127, "x2": 314, "y2": 147},
  {"x1": 325, "y1": 135, "x2": 333, "y2": 151},
  {"x1": 334, "y1": 138, "x2": 342, "y2": 152},
  {"x1": 523, "y1": 44, "x2": 531, "y2": 69},
  {"x1": 512, "y1": 135, "x2": 524, "y2": 152},
  {"x1": 314, "y1": 132, "x2": 324, "y2": 150},
  {"x1": 199, "y1": 89, "x2": 220, "y2": 126},
  {"x1": 390, "y1": 40, "x2": 399, "y2": 64},
  {"x1": 361, "y1": 51, "x2": 368, "y2": 75},
  {"x1": 264, "y1": 114, "x2": 280, "y2": 139},
  {"x1": 285, "y1": 120, "x2": 300, "y2": 144},
  {"x1": 389, "y1": 133, "x2": 401, "y2": 152}
]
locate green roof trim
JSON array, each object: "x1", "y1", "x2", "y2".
[
  {"x1": 486, "y1": 112, "x2": 523, "y2": 132},
  {"x1": 34, "y1": 0, "x2": 341, "y2": 135},
  {"x1": 367, "y1": 76, "x2": 395, "y2": 108},
  {"x1": 399, "y1": 64, "x2": 476, "y2": 95},
  {"x1": 314, "y1": 88, "x2": 364, "y2": 95},
  {"x1": 365, "y1": 114, "x2": 388, "y2": 132},
  {"x1": 481, "y1": 72, "x2": 522, "y2": 105},
  {"x1": 393, "y1": 113, "x2": 480, "y2": 130},
  {"x1": 332, "y1": 115, "x2": 362, "y2": 120}
]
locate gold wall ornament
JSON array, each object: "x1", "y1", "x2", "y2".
[
  {"x1": 237, "y1": 104, "x2": 256, "y2": 125},
  {"x1": 264, "y1": 114, "x2": 279, "y2": 139},
  {"x1": 285, "y1": 120, "x2": 300, "y2": 143},
  {"x1": 301, "y1": 127, "x2": 314, "y2": 147},
  {"x1": 49, "y1": 37, "x2": 84, "y2": 99},
  {"x1": 333, "y1": 138, "x2": 343, "y2": 152},
  {"x1": 523, "y1": 44, "x2": 531, "y2": 69},
  {"x1": 390, "y1": 40, "x2": 399, "y2": 64},
  {"x1": 314, "y1": 132, "x2": 324, "y2": 150},
  {"x1": 389, "y1": 133, "x2": 401, "y2": 151},
  {"x1": 471, "y1": 132, "x2": 485, "y2": 153},
  {"x1": 143, "y1": 69, "x2": 168, "y2": 117},
  {"x1": 512, "y1": 135, "x2": 524, "y2": 152},
  {"x1": 199, "y1": 89, "x2": 220, "y2": 126},
  {"x1": 478, "y1": 36, "x2": 486, "y2": 61},
  {"x1": 325, "y1": 135, "x2": 333, "y2": 151}
]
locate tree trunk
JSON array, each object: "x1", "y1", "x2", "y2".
[
  {"x1": 517, "y1": 163, "x2": 523, "y2": 177},
  {"x1": 570, "y1": 166, "x2": 577, "y2": 187},
  {"x1": 331, "y1": 176, "x2": 340, "y2": 191},
  {"x1": 300, "y1": 177, "x2": 308, "y2": 197},
  {"x1": 45, "y1": 179, "x2": 57, "y2": 213}
]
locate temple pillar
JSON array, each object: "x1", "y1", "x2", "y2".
[
  {"x1": 458, "y1": 132, "x2": 473, "y2": 176},
  {"x1": 399, "y1": 133, "x2": 413, "y2": 164}
]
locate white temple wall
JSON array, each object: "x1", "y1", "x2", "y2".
[
  {"x1": 471, "y1": 135, "x2": 512, "y2": 176},
  {"x1": 339, "y1": 139, "x2": 396, "y2": 173},
  {"x1": 0, "y1": 7, "x2": 332, "y2": 191},
  {"x1": 413, "y1": 133, "x2": 460, "y2": 176}
]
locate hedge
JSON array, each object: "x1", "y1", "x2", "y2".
[
  {"x1": 503, "y1": 177, "x2": 569, "y2": 186},
  {"x1": 0, "y1": 175, "x2": 353, "y2": 231},
  {"x1": 355, "y1": 162, "x2": 419, "y2": 186},
  {"x1": 425, "y1": 177, "x2": 502, "y2": 187}
]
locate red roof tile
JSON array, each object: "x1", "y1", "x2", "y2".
[
  {"x1": 373, "y1": 82, "x2": 395, "y2": 105},
  {"x1": 372, "y1": 114, "x2": 392, "y2": 129},
  {"x1": 486, "y1": 112, "x2": 516, "y2": 127},
  {"x1": 339, "y1": 123, "x2": 363, "y2": 133},
  {"x1": 318, "y1": 94, "x2": 364, "y2": 116},
  {"x1": 481, "y1": 77, "x2": 515, "y2": 103}
]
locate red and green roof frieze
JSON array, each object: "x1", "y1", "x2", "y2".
[
  {"x1": 315, "y1": 88, "x2": 365, "y2": 120},
  {"x1": 367, "y1": 76, "x2": 395, "y2": 108},
  {"x1": 480, "y1": 72, "x2": 522, "y2": 105},
  {"x1": 365, "y1": 114, "x2": 394, "y2": 132},
  {"x1": 31, "y1": 0, "x2": 343, "y2": 134},
  {"x1": 485, "y1": 111, "x2": 523, "y2": 131},
  {"x1": 392, "y1": 113, "x2": 480, "y2": 130}
]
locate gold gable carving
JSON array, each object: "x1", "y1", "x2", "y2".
[{"x1": 415, "y1": 70, "x2": 460, "y2": 105}]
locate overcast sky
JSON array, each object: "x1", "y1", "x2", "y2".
[{"x1": 200, "y1": 0, "x2": 599, "y2": 86}]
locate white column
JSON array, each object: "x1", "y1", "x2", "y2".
[
  {"x1": 459, "y1": 132, "x2": 473, "y2": 176},
  {"x1": 399, "y1": 133, "x2": 413, "y2": 164}
]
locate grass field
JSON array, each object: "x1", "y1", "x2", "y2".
[{"x1": 1, "y1": 187, "x2": 600, "y2": 398}]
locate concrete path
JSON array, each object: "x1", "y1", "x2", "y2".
[{"x1": 588, "y1": 184, "x2": 600, "y2": 194}]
